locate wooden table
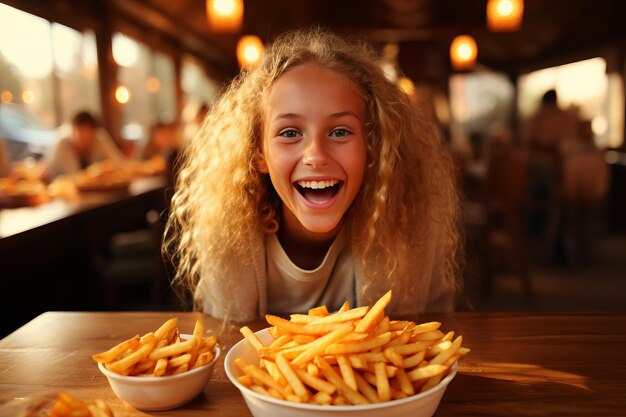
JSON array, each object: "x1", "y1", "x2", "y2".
[
  {"x1": 1, "y1": 312, "x2": 625, "y2": 416},
  {"x1": 0, "y1": 176, "x2": 168, "y2": 240},
  {"x1": 0, "y1": 177, "x2": 171, "y2": 337}
]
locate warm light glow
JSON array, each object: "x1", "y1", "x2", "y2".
[
  {"x1": 397, "y1": 77, "x2": 415, "y2": 96},
  {"x1": 450, "y1": 35, "x2": 478, "y2": 71},
  {"x1": 1, "y1": 90, "x2": 13, "y2": 103},
  {"x1": 475, "y1": 361, "x2": 589, "y2": 391},
  {"x1": 517, "y1": 57, "x2": 621, "y2": 149},
  {"x1": 592, "y1": 116, "x2": 608, "y2": 135},
  {"x1": 0, "y1": 3, "x2": 53, "y2": 79},
  {"x1": 115, "y1": 85, "x2": 131, "y2": 104},
  {"x1": 146, "y1": 76, "x2": 161, "y2": 93},
  {"x1": 518, "y1": 58, "x2": 607, "y2": 118},
  {"x1": 213, "y1": 0, "x2": 236, "y2": 14},
  {"x1": 112, "y1": 33, "x2": 139, "y2": 67},
  {"x1": 236, "y1": 35, "x2": 264, "y2": 69},
  {"x1": 51, "y1": 24, "x2": 80, "y2": 73},
  {"x1": 22, "y1": 90, "x2": 35, "y2": 104},
  {"x1": 487, "y1": 0, "x2": 524, "y2": 32},
  {"x1": 206, "y1": 0, "x2": 243, "y2": 33}
]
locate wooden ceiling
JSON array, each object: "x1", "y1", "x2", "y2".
[
  {"x1": 6, "y1": 0, "x2": 625, "y2": 83},
  {"x1": 130, "y1": 0, "x2": 626, "y2": 83}
]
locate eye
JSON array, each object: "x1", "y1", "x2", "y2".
[
  {"x1": 330, "y1": 128, "x2": 352, "y2": 138},
  {"x1": 278, "y1": 129, "x2": 301, "y2": 138}
]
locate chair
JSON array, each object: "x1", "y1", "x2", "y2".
[
  {"x1": 557, "y1": 144, "x2": 609, "y2": 264},
  {"x1": 100, "y1": 209, "x2": 170, "y2": 310},
  {"x1": 465, "y1": 143, "x2": 534, "y2": 300}
]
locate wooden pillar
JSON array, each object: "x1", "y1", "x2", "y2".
[
  {"x1": 621, "y1": 50, "x2": 626, "y2": 152},
  {"x1": 507, "y1": 71, "x2": 521, "y2": 146},
  {"x1": 173, "y1": 48, "x2": 184, "y2": 126},
  {"x1": 94, "y1": 1, "x2": 122, "y2": 148}
]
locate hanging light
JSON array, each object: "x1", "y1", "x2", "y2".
[
  {"x1": 236, "y1": 35, "x2": 263, "y2": 69},
  {"x1": 450, "y1": 35, "x2": 478, "y2": 71},
  {"x1": 206, "y1": 0, "x2": 243, "y2": 33},
  {"x1": 487, "y1": 0, "x2": 524, "y2": 32}
]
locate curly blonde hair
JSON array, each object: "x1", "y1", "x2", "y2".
[{"x1": 164, "y1": 27, "x2": 463, "y2": 312}]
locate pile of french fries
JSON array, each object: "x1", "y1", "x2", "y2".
[
  {"x1": 46, "y1": 392, "x2": 113, "y2": 417},
  {"x1": 92, "y1": 318, "x2": 217, "y2": 377},
  {"x1": 234, "y1": 290, "x2": 469, "y2": 405}
]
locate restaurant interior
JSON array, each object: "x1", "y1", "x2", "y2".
[{"x1": 1, "y1": 0, "x2": 626, "y2": 339}]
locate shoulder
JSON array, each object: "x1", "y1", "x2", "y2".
[
  {"x1": 197, "y1": 228, "x2": 266, "y2": 321},
  {"x1": 94, "y1": 128, "x2": 116, "y2": 144},
  {"x1": 47, "y1": 137, "x2": 74, "y2": 155}
]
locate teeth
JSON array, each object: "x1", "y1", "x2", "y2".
[{"x1": 297, "y1": 180, "x2": 339, "y2": 189}]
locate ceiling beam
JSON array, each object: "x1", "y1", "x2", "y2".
[{"x1": 110, "y1": 0, "x2": 233, "y2": 71}]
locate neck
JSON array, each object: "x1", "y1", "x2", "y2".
[{"x1": 277, "y1": 212, "x2": 343, "y2": 270}]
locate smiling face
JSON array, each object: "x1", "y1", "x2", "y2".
[{"x1": 259, "y1": 63, "x2": 368, "y2": 243}]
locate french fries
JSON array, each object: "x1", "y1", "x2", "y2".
[
  {"x1": 232, "y1": 290, "x2": 469, "y2": 406},
  {"x1": 46, "y1": 392, "x2": 113, "y2": 417},
  {"x1": 92, "y1": 318, "x2": 218, "y2": 377}
]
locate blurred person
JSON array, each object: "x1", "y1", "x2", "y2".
[
  {"x1": 557, "y1": 119, "x2": 609, "y2": 264},
  {"x1": 135, "y1": 121, "x2": 180, "y2": 160},
  {"x1": 133, "y1": 121, "x2": 181, "y2": 187},
  {"x1": 182, "y1": 102, "x2": 210, "y2": 145},
  {"x1": 522, "y1": 90, "x2": 582, "y2": 252},
  {"x1": 522, "y1": 89, "x2": 581, "y2": 153},
  {"x1": 41, "y1": 111, "x2": 126, "y2": 180}
]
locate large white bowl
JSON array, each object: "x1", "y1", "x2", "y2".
[
  {"x1": 98, "y1": 334, "x2": 220, "y2": 411},
  {"x1": 225, "y1": 328, "x2": 457, "y2": 417}
]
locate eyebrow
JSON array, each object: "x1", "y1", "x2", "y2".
[{"x1": 272, "y1": 111, "x2": 362, "y2": 123}]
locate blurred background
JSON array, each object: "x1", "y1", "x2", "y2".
[{"x1": 1, "y1": 0, "x2": 625, "y2": 337}]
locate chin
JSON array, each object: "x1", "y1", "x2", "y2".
[{"x1": 299, "y1": 217, "x2": 344, "y2": 236}]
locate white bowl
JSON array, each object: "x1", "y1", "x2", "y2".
[
  {"x1": 98, "y1": 334, "x2": 220, "y2": 411},
  {"x1": 225, "y1": 328, "x2": 457, "y2": 417}
]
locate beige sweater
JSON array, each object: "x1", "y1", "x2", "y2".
[{"x1": 197, "y1": 220, "x2": 455, "y2": 322}]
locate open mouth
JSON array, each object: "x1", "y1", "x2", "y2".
[{"x1": 294, "y1": 179, "x2": 342, "y2": 204}]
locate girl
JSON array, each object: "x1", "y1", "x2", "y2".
[{"x1": 164, "y1": 27, "x2": 462, "y2": 321}]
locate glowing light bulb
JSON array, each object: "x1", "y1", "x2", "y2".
[
  {"x1": 206, "y1": 0, "x2": 243, "y2": 33},
  {"x1": 22, "y1": 90, "x2": 35, "y2": 104},
  {"x1": 450, "y1": 35, "x2": 478, "y2": 70},
  {"x1": 487, "y1": 0, "x2": 524, "y2": 32},
  {"x1": 237, "y1": 35, "x2": 264, "y2": 69},
  {"x1": 115, "y1": 85, "x2": 131, "y2": 104}
]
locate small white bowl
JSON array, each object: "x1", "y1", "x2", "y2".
[
  {"x1": 225, "y1": 328, "x2": 457, "y2": 417},
  {"x1": 98, "y1": 334, "x2": 220, "y2": 411}
]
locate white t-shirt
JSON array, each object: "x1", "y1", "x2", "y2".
[
  {"x1": 265, "y1": 228, "x2": 355, "y2": 314},
  {"x1": 43, "y1": 128, "x2": 126, "y2": 180}
]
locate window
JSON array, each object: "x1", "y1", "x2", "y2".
[
  {"x1": 52, "y1": 24, "x2": 100, "y2": 124},
  {"x1": 448, "y1": 72, "x2": 515, "y2": 153},
  {"x1": 181, "y1": 55, "x2": 219, "y2": 134},
  {"x1": 0, "y1": 3, "x2": 100, "y2": 160},
  {"x1": 518, "y1": 57, "x2": 623, "y2": 148},
  {"x1": 113, "y1": 33, "x2": 177, "y2": 142}
]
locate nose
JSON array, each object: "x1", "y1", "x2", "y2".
[{"x1": 302, "y1": 135, "x2": 330, "y2": 168}]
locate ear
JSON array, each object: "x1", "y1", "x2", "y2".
[{"x1": 256, "y1": 152, "x2": 269, "y2": 173}]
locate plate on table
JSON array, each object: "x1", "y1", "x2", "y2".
[{"x1": 0, "y1": 178, "x2": 51, "y2": 208}]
